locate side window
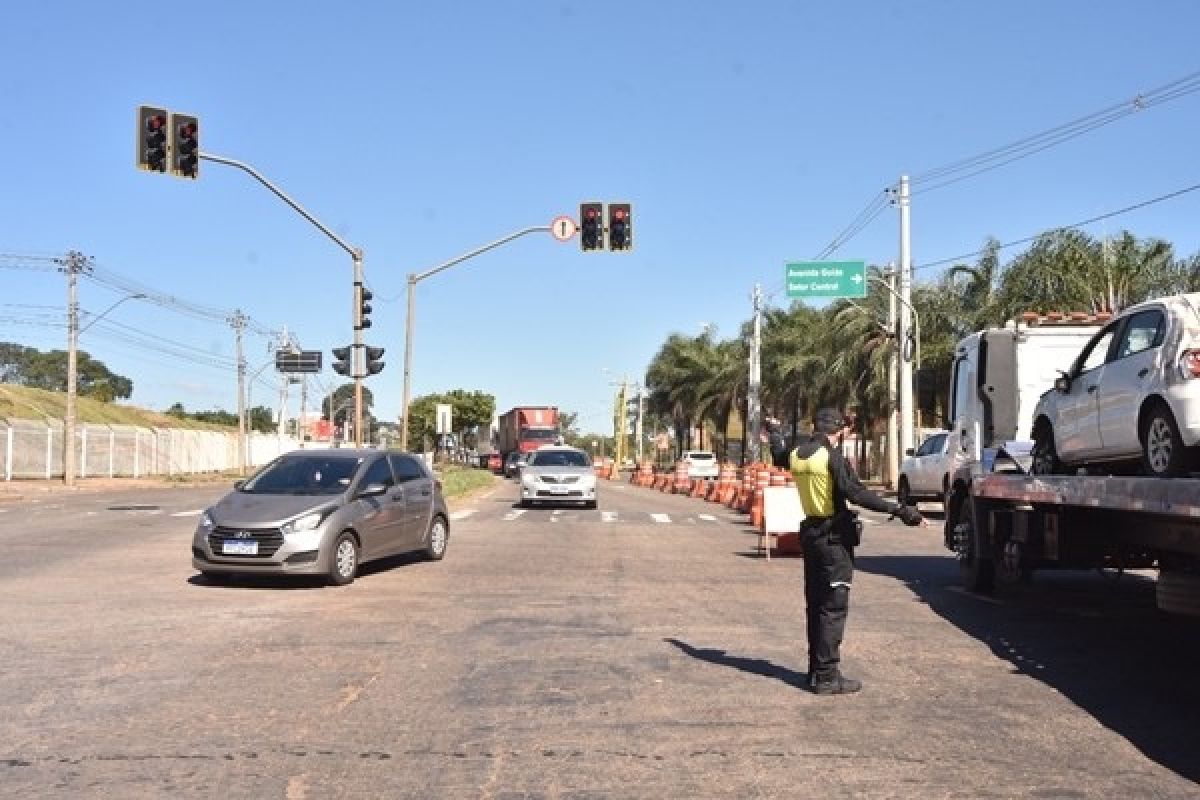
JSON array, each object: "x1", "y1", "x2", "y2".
[
  {"x1": 950, "y1": 358, "x2": 972, "y2": 423},
  {"x1": 916, "y1": 437, "x2": 936, "y2": 457},
  {"x1": 1076, "y1": 327, "x2": 1117, "y2": 374},
  {"x1": 1114, "y1": 310, "x2": 1165, "y2": 360},
  {"x1": 930, "y1": 433, "x2": 948, "y2": 455},
  {"x1": 389, "y1": 454, "x2": 427, "y2": 483},
  {"x1": 359, "y1": 457, "x2": 395, "y2": 489}
]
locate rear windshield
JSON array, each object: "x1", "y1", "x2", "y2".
[
  {"x1": 528, "y1": 450, "x2": 591, "y2": 468},
  {"x1": 242, "y1": 455, "x2": 362, "y2": 495},
  {"x1": 686, "y1": 452, "x2": 714, "y2": 461},
  {"x1": 523, "y1": 429, "x2": 559, "y2": 441}
]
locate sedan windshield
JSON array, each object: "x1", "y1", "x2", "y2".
[
  {"x1": 528, "y1": 450, "x2": 590, "y2": 468},
  {"x1": 241, "y1": 455, "x2": 363, "y2": 495}
]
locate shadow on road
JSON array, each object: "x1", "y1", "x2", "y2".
[
  {"x1": 664, "y1": 637, "x2": 809, "y2": 689},
  {"x1": 186, "y1": 552, "x2": 426, "y2": 590},
  {"x1": 856, "y1": 554, "x2": 1200, "y2": 784}
]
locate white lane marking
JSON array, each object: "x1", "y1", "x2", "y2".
[
  {"x1": 502, "y1": 509, "x2": 527, "y2": 521},
  {"x1": 601, "y1": 511, "x2": 618, "y2": 523},
  {"x1": 650, "y1": 513, "x2": 671, "y2": 524},
  {"x1": 86, "y1": 511, "x2": 97, "y2": 516},
  {"x1": 171, "y1": 509, "x2": 204, "y2": 517},
  {"x1": 0, "y1": 509, "x2": 8, "y2": 514},
  {"x1": 698, "y1": 514, "x2": 717, "y2": 522},
  {"x1": 449, "y1": 509, "x2": 476, "y2": 521}
]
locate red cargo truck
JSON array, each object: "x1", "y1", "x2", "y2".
[{"x1": 497, "y1": 406, "x2": 560, "y2": 460}]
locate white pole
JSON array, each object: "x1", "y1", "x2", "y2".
[
  {"x1": 886, "y1": 265, "x2": 899, "y2": 488},
  {"x1": 898, "y1": 175, "x2": 915, "y2": 457},
  {"x1": 4, "y1": 424, "x2": 12, "y2": 481}
]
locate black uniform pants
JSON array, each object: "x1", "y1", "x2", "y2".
[{"x1": 801, "y1": 519, "x2": 855, "y2": 683}]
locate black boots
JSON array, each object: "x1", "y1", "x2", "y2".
[{"x1": 812, "y1": 675, "x2": 862, "y2": 695}]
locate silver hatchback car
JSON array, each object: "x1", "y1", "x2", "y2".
[{"x1": 191, "y1": 449, "x2": 449, "y2": 586}]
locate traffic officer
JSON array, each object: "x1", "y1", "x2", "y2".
[{"x1": 767, "y1": 408, "x2": 923, "y2": 695}]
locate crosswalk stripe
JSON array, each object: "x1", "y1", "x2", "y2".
[
  {"x1": 601, "y1": 511, "x2": 618, "y2": 523},
  {"x1": 698, "y1": 514, "x2": 716, "y2": 521},
  {"x1": 171, "y1": 509, "x2": 204, "y2": 517},
  {"x1": 449, "y1": 510, "x2": 476, "y2": 521},
  {"x1": 650, "y1": 513, "x2": 671, "y2": 524},
  {"x1": 502, "y1": 509, "x2": 527, "y2": 521}
]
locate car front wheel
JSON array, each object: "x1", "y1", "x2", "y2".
[
  {"x1": 1031, "y1": 422, "x2": 1061, "y2": 476},
  {"x1": 897, "y1": 477, "x2": 914, "y2": 508},
  {"x1": 328, "y1": 532, "x2": 359, "y2": 586},
  {"x1": 424, "y1": 515, "x2": 448, "y2": 561}
]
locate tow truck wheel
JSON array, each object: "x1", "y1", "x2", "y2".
[{"x1": 954, "y1": 496, "x2": 995, "y2": 594}]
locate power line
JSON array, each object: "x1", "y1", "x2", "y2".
[
  {"x1": 912, "y1": 69, "x2": 1200, "y2": 193},
  {"x1": 915, "y1": 180, "x2": 1200, "y2": 273}
]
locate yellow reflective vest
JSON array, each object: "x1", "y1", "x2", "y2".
[{"x1": 789, "y1": 446, "x2": 836, "y2": 518}]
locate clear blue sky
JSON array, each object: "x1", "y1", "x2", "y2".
[{"x1": 3, "y1": 1, "x2": 1199, "y2": 435}]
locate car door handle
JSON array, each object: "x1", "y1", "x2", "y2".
[
  {"x1": 1138, "y1": 368, "x2": 1149, "y2": 378},
  {"x1": 1087, "y1": 385, "x2": 1098, "y2": 393}
]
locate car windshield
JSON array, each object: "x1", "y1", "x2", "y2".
[
  {"x1": 528, "y1": 450, "x2": 590, "y2": 468},
  {"x1": 523, "y1": 429, "x2": 559, "y2": 441},
  {"x1": 241, "y1": 454, "x2": 363, "y2": 495},
  {"x1": 687, "y1": 452, "x2": 714, "y2": 460}
]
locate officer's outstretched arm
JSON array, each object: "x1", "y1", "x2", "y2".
[{"x1": 829, "y1": 448, "x2": 902, "y2": 515}]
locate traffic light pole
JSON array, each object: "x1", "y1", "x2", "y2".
[
  {"x1": 399, "y1": 225, "x2": 551, "y2": 451},
  {"x1": 199, "y1": 151, "x2": 368, "y2": 446}
]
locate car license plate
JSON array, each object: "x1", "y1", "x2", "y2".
[
  {"x1": 550, "y1": 486, "x2": 570, "y2": 495},
  {"x1": 222, "y1": 539, "x2": 258, "y2": 555}
]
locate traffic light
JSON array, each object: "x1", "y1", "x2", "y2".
[
  {"x1": 608, "y1": 203, "x2": 632, "y2": 251},
  {"x1": 136, "y1": 105, "x2": 169, "y2": 173},
  {"x1": 365, "y1": 346, "x2": 385, "y2": 376},
  {"x1": 170, "y1": 113, "x2": 199, "y2": 179},
  {"x1": 580, "y1": 202, "x2": 603, "y2": 252},
  {"x1": 332, "y1": 346, "x2": 352, "y2": 377},
  {"x1": 355, "y1": 284, "x2": 373, "y2": 330}
]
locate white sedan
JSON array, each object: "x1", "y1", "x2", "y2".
[
  {"x1": 1030, "y1": 293, "x2": 1200, "y2": 477},
  {"x1": 898, "y1": 432, "x2": 953, "y2": 508}
]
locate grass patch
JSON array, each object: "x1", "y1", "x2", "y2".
[
  {"x1": 435, "y1": 464, "x2": 496, "y2": 499},
  {"x1": 0, "y1": 385, "x2": 233, "y2": 430}
]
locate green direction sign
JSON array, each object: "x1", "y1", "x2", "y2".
[{"x1": 785, "y1": 260, "x2": 867, "y2": 299}]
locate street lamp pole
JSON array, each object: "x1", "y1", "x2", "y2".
[{"x1": 399, "y1": 225, "x2": 551, "y2": 451}]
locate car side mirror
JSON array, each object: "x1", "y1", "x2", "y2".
[
  {"x1": 904, "y1": 448, "x2": 915, "y2": 456},
  {"x1": 233, "y1": 480, "x2": 245, "y2": 491},
  {"x1": 1053, "y1": 375, "x2": 1071, "y2": 393},
  {"x1": 358, "y1": 483, "x2": 388, "y2": 498}
]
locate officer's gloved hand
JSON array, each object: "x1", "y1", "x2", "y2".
[
  {"x1": 896, "y1": 505, "x2": 924, "y2": 527},
  {"x1": 764, "y1": 416, "x2": 782, "y2": 434}
]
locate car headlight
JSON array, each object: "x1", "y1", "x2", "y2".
[
  {"x1": 199, "y1": 511, "x2": 215, "y2": 530},
  {"x1": 282, "y1": 510, "x2": 328, "y2": 536}
]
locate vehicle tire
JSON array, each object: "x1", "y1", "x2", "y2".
[
  {"x1": 1156, "y1": 570, "x2": 1200, "y2": 617},
  {"x1": 518, "y1": 498, "x2": 530, "y2": 509},
  {"x1": 897, "y1": 477, "x2": 914, "y2": 508},
  {"x1": 1141, "y1": 403, "x2": 1190, "y2": 478},
  {"x1": 584, "y1": 500, "x2": 597, "y2": 510},
  {"x1": 423, "y1": 514, "x2": 448, "y2": 561},
  {"x1": 1031, "y1": 421, "x2": 1061, "y2": 476},
  {"x1": 328, "y1": 531, "x2": 359, "y2": 586},
  {"x1": 954, "y1": 496, "x2": 994, "y2": 594},
  {"x1": 200, "y1": 571, "x2": 229, "y2": 585}
]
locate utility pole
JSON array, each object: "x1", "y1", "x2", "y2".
[
  {"x1": 60, "y1": 251, "x2": 91, "y2": 487},
  {"x1": 747, "y1": 284, "x2": 764, "y2": 464},
  {"x1": 885, "y1": 266, "x2": 899, "y2": 489},
  {"x1": 635, "y1": 386, "x2": 645, "y2": 464},
  {"x1": 897, "y1": 174, "x2": 915, "y2": 458},
  {"x1": 229, "y1": 310, "x2": 248, "y2": 474},
  {"x1": 299, "y1": 376, "x2": 308, "y2": 448}
]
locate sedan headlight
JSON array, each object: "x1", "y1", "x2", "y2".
[
  {"x1": 199, "y1": 511, "x2": 215, "y2": 530},
  {"x1": 282, "y1": 510, "x2": 328, "y2": 536}
]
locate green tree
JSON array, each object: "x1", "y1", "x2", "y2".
[
  {"x1": 0, "y1": 343, "x2": 133, "y2": 400},
  {"x1": 248, "y1": 405, "x2": 274, "y2": 433},
  {"x1": 322, "y1": 383, "x2": 375, "y2": 426}
]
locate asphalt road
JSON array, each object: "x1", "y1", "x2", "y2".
[{"x1": 1, "y1": 477, "x2": 1198, "y2": 798}]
